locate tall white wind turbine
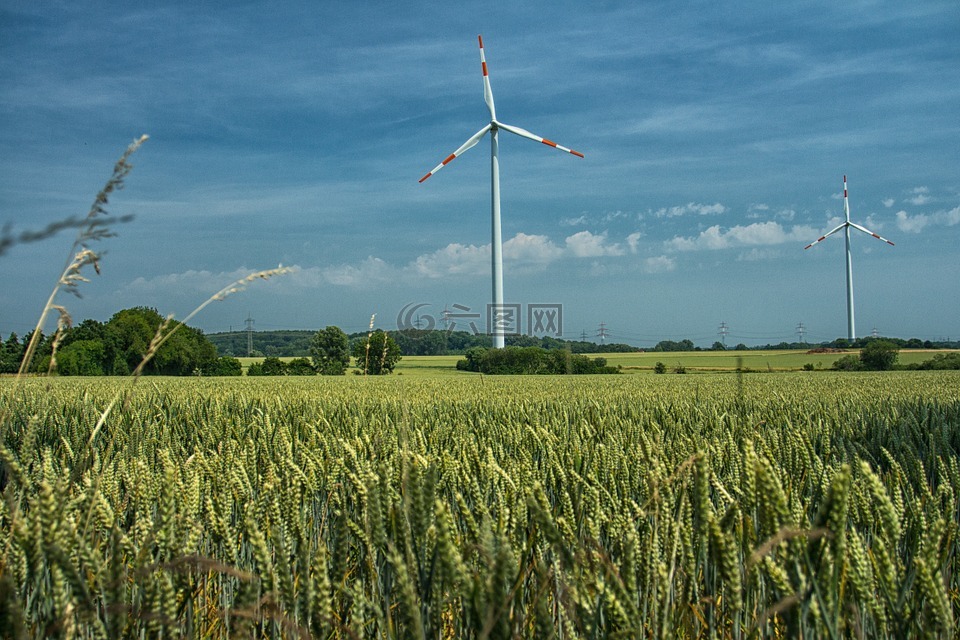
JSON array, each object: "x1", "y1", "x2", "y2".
[
  {"x1": 804, "y1": 175, "x2": 894, "y2": 340},
  {"x1": 419, "y1": 35, "x2": 583, "y2": 348}
]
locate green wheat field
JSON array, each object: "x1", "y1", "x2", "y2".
[{"x1": 1, "y1": 370, "x2": 958, "y2": 638}]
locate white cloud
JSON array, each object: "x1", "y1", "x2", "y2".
[
  {"x1": 505, "y1": 233, "x2": 565, "y2": 264},
  {"x1": 560, "y1": 215, "x2": 588, "y2": 226},
  {"x1": 626, "y1": 231, "x2": 643, "y2": 254},
  {"x1": 406, "y1": 230, "x2": 626, "y2": 278},
  {"x1": 322, "y1": 256, "x2": 393, "y2": 286},
  {"x1": 654, "y1": 202, "x2": 727, "y2": 218},
  {"x1": 665, "y1": 221, "x2": 818, "y2": 252},
  {"x1": 643, "y1": 255, "x2": 675, "y2": 273},
  {"x1": 895, "y1": 206, "x2": 960, "y2": 233},
  {"x1": 882, "y1": 198, "x2": 895, "y2": 208},
  {"x1": 410, "y1": 242, "x2": 489, "y2": 279},
  {"x1": 565, "y1": 230, "x2": 625, "y2": 257},
  {"x1": 907, "y1": 186, "x2": 931, "y2": 205}
]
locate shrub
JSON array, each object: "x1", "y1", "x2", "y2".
[
  {"x1": 859, "y1": 339, "x2": 899, "y2": 371},
  {"x1": 833, "y1": 354, "x2": 862, "y2": 371}
]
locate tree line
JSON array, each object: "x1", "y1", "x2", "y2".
[{"x1": 1, "y1": 307, "x2": 237, "y2": 376}]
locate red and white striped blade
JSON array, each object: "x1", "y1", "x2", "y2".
[
  {"x1": 804, "y1": 223, "x2": 847, "y2": 250},
  {"x1": 478, "y1": 35, "x2": 496, "y2": 121},
  {"x1": 419, "y1": 124, "x2": 492, "y2": 183},
  {"x1": 496, "y1": 121, "x2": 584, "y2": 158},
  {"x1": 849, "y1": 222, "x2": 895, "y2": 246}
]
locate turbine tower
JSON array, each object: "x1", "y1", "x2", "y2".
[
  {"x1": 419, "y1": 35, "x2": 583, "y2": 348},
  {"x1": 804, "y1": 175, "x2": 894, "y2": 340}
]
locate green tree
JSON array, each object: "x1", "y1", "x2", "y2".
[
  {"x1": 859, "y1": 339, "x2": 899, "y2": 371},
  {"x1": 310, "y1": 326, "x2": 350, "y2": 375},
  {"x1": 286, "y1": 357, "x2": 316, "y2": 376},
  {"x1": 55, "y1": 340, "x2": 106, "y2": 376},
  {"x1": 211, "y1": 356, "x2": 243, "y2": 376},
  {"x1": 712, "y1": 341, "x2": 726, "y2": 351},
  {"x1": 833, "y1": 354, "x2": 862, "y2": 371},
  {"x1": 654, "y1": 361, "x2": 667, "y2": 374},
  {"x1": 352, "y1": 330, "x2": 401, "y2": 375},
  {"x1": 103, "y1": 307, "x2": 219, "y2": 376},
  {"x1": 0, "y1": 332, "x2": 23, "y2": 373},
  {"x1": 260, "y1": 357, "x2": 287, "y2": 376}
]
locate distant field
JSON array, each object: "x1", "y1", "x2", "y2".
[{"x1": 237, "y1": 349, "x2": 951, "y2": 375}]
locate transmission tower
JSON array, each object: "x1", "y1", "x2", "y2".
[
  {"x1": 871, "y1": 326, "x2": 879, "y2": 338},
  {"x1": 580, "y1": 329, "x2": 588, "y2": 342},
  {"x1": 796, "y1": 322, "x2": 806, "y2": 343},
  {"x1": 717, "y1": 321, "x2": 729, "y2": 346},
  {"x1": 597, "y1": 322, "x2": 608, "y2": 345},
  {"x1": 245, "y1": 313, "x2": 255, "y2": 356}
]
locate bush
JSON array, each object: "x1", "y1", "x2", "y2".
[
  {"x1": 455, "y1": 346, "x2": 619, "y2": 375},
  {"x1": 654, "y1": 361, "x2": 667, "y2": 374},
  {"x1": 833, "y1": 354, "x2": 862, "y2": 371},
  {"x1": 285, "y1": 357, "x2": 317, "y2": 376},
  {"x1": 859, "y1": 339, "x2": 899, "y2": 371},
  {"x1": 211, "y1": 356, "x2": 242, "y2": 376},
  {"x1": 802, "y1": 363, "x2": 815, "y2": 371}
]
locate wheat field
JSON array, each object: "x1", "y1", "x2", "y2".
[{"x1": 1, "y1": 371, "x2": 958, "y2": 638}]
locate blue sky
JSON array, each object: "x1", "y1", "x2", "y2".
[{"x1": 2, "y1": 0, "x2": 958, "y2": 346}]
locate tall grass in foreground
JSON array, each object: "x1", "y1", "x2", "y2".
[{"x1": 0, "y1": 373, "x2": 957, "y2": 638}]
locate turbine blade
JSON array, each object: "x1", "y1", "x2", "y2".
[
  {"x1": 497, "y1": 121, "x2": 584, "y2": 158},
  {"x1": 849, "y1": 222, "x2": 895, "y2": 246},
  {"x1": 479, "y1": 35, "x2": 496, "y2": 121},
  {"x1": 419, "y1": 124, "x2": 492, "y2": 183},
  {"x1": 804, "y1": 223, "x2": 847, "y2": 250}
]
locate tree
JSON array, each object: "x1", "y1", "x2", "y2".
[
  {"x1": 55, "y1": 340, "x2": 106, "y2": 376},
  {"x1": 712, "y1": 341, "x2": 726, "y2": 351},
  {"x1": 311, "y1": 326, "x2": 350, "y2": 375},
  {"x1": 211, "y1": 356, "x2": 243, "y2": 376},
  {"x1": 103, "y1": 307, "x2": 219, "y2": 376},
  {"x1": 859, "y1": 339, "x2": 899, "y2": 371},
  {"x1": 260, "y1": 357, "x2": 287, "y2": 376},
  {"x1": 286, "y1": 357, "x2": 316, "y2": 376},
  {"x1": 654, "y1": 361, "x2": 667, "y2": 374},
  {"x1": 0, "y1": 333, "x2": 23, "y2": 373},
  {"x1": 352, "y1": 330, "x2": 401, "y2": 375},
  {"x1": 832, "y1": 354, "x2": 862, "y2": 371}
]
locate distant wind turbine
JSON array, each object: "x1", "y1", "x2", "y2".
[
  {"x1": 419, "y1": 35, "x2": 583, "y2": 348},
  {"x1": 804, "y1": 175, "x2": 894, "y2": 340}
]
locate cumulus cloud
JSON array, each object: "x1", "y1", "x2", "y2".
[
  {"x1": 564, "y1": 230, "x2": 625, "y2": 257},
  {"x1": 882, "y1": 198, "x2": 895, "y2": 208},
  {"x1": 895, "y1": 206, "x2": 960, "y2": 233},
  {"x1": 407, "y1": 230, "x2": 626, "y2": 278},
  {"x1": 626, "y1": 231, "x2": 643, "y2": 254},
  {"x1": 322, "y1": 256, "x2": 392, "y2": 286},
  {"x1": 907, "y1": 186, "x2": 931, "y2": 205},
  {"x1": 654, "y1": 202, "x2": 727, "y2": 218},
  {"x1": 665, "y1": 221, "x2": 818, "y2": 252},
  {"x1": 642, "y1": 255, "x2": 675, "y2": 273}
]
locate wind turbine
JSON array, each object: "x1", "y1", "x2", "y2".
[
  {"x1": 804, "y1": 175, "x2": 894, "y2": 341},
  {"x1": 419, "y1": 35, "x2": 583, "y2": 348}
]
